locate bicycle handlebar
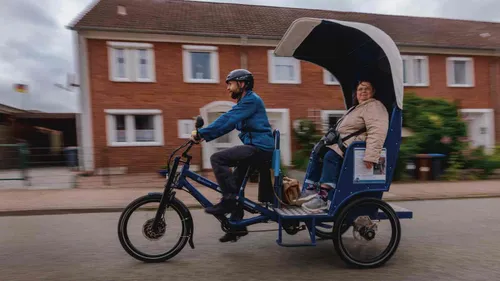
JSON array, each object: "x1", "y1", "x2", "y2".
[{"x1": 165, "y1": 132, "x2": 200, "y2": 174}]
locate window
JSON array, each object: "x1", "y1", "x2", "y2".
[
  {"x1": 268, "y1": 50, "x2": 301, "y2": 84},
  {"x1": 447, "y1": 57, "x2": 474, "y2": 87},
  {"x1": 182, "y1": 45, "x2": 219, "y2": 83},
  {"x1": 105, "y1": 109, "x2": 164, "y2": 146},
  {"x1": 401, "y1": 55, "x2": 429, "y2": 86},
  {"x1": 320, "y1": 110, "x2": 347, "y2": 133},
  {"x1": 323, "y1": 69, "x2": 340, "y2": 85},
  {"x1": 178, "y1": 119, "x2": 195, "y2": 139},
  {"x1": 107, "y1": 41, "x2": 155, "y2": 82}
]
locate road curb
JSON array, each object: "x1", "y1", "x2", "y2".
[{"x1": 1, "y1": 194, "x2": 500, "y2": 217}]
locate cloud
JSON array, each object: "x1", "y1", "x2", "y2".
[
  {"x1": 0, "y1": 0, "x2": 90, "y2": 113},
  {"x1": 0, "y1": 0, "x2": 498, "y2": 113}
]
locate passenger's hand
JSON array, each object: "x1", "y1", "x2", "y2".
[{"x1": 364, "y1": 161, "x2": 373, "y2": 169}]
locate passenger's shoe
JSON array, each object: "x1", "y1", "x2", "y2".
[
  {"x1": 293, "y1": 186, "x2": 318, "y2": 205},
  {"x1": 205, "y1": 199, "x2": 236, "y2": 215},
  {"x1": 301, "y1": 195, "x2": 328, "y2": 213},
  {"x1": 219, "y1": 227, "x2": 248, "y2": 243}
]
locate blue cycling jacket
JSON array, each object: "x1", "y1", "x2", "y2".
[{"x1": 198, "y1": 91, "x2": 275, "y2": 151}]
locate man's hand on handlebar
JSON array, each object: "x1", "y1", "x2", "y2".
[{"x1": 190, "y1": 130, "x2": 203, "y2": 144}]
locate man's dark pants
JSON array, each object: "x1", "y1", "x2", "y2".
[{"x1": 208, "y1": 144, "x2": 273, "y2": 218}]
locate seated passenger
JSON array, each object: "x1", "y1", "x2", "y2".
[{"x1": 296, "y1": 80, "x2": 389, "y2": 213}]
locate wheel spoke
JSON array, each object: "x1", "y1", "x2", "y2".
[
  {"x1": 333, "y1": 198, "x2": 401, "y2": 268},
  {"x1": 117, "y1": 195, "x2": 191, "y2": 263}
]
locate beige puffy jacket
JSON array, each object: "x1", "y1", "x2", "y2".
[{"x1": 327, "y1": 98, "x2": 389, "y2": 163}]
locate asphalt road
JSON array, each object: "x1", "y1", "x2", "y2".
[{"x1": 1, "y1": 198, "x2": 499, "y2": 281}]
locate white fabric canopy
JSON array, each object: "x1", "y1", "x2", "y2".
[{"x1": 274, "y1": 17, "x2": 404, "y2": 109}]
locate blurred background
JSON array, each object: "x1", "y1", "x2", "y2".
[{"x1": 0, "y1": 0, "x2": 499, "y2": 189}]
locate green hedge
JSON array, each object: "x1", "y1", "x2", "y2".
[{"x1": 393, "y1": 93, "x2": 469, "y2": 180}]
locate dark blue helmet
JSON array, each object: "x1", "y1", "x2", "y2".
[{"x1": 225, "y1": 69, "x2": 254, "y2": 90}]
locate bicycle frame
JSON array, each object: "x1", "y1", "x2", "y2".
[{"x1": 152, "y1": 140, "x2": 280, "y2": 230}]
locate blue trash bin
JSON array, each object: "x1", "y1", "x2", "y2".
[{"x1": 63, "y1": 147, "x2": 78, "y2": 168}]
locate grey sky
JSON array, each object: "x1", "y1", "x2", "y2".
[{"x1": 0, "y1": 0, "x2": 498, "y2": 113}]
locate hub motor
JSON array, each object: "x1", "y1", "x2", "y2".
[
  {"x1": 352, "y1": 216, "x2": 378, "y2": 241},
  {"x1": 142, "y1": 218, "x2": 167, "y2": 240}
]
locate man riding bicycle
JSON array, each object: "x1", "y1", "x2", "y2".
[{"x1": 191, "y1": 69, "x2": 275, "y2": 242}]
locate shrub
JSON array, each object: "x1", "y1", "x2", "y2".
[
  {"x1": 291, "y1": 119, "x2": 322, "y2": 170},
  {"x1": 393, "y1": 93, "x2": 469, "y2": 180}
]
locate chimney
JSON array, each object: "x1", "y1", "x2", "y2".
[{"x1": 117, "y1": 5, "x2": 127, "y2": 16}]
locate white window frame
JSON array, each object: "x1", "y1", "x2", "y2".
[
  {"x1": 178, "y1": 119, "x2": 195, "y2": 139},
  {"x1": 107, "y1": 41, "x2": 156, "y2": 83},
  {"x1": 182, "y1": 45, "x2": 219, "y2": 83},
  {"x1": 320, "y1": 110, "x2": 347, "y2": 133},
  {"x1": 105, "y1": 109, "x2": 164, "y2": 147},
  {"x1": 401, "y1": 55, "x2": 429, "y2": 86},
  {"x1": 446, "y1": 57, "x2": 475, "y2": 87},
  {"x1": 268, "y1": 50, "x2": 301, "y2": 84},
  {"x1": 323, "y1": 69, "x2": 340, "y2": 85}
]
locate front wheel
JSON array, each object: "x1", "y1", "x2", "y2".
[
  {"x1": 117, "y1": 193, "x2": 193, "y2": 263},
  {"x1": 333, "y1": 197, "x2": 401, "y2": 268}
]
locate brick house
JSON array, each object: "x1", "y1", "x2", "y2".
[{"x1": 68, "y1": 0, "x2": 500, "y2": 173}]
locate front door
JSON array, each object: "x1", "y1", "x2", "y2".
[
  {"x1": 267, "y1": 110, "x2": 291, "y2": 166},
  {"x1": 204, "y1": 111, "x2": 239, "y2": 168},
  {"x1": 465, "y1": 113, "x2": 488, "y2": 148}
]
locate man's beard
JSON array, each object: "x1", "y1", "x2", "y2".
[{"x1": 231, "y1": 89, "x2": 243, "y2": 99}]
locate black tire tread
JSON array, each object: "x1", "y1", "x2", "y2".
[
  {"x1": 117, "y1": 194, "x2": 192, "y2": 263},
  {"x1": 332, "y1": 197, "x2": 401, "y2": 268}
]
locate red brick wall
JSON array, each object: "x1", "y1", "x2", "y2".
[
  {"x1": 403, "y1": 54, "x2": 492, "y2": 108},
  {"x1": 86, "y1": 39, "x2": 497, "y2": 172}
]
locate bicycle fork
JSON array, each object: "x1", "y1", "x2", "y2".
[{"x1": 152, "y1": 158, "x2": 180, "y2": 231}]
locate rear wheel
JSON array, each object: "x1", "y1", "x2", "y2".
[
  {"x1": 117, "y1": 194, "x2": 192, "y2": 263},
  {"x1": 333, "y1": 197, "x2": 401, "y2": 268}
]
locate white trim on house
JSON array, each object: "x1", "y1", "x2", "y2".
[
  {"x1": 266, "y1": 108, "x2": 292, "y2": 166},
  {"x1": 107, "y1": 41, "x2": 153, "y2": 48},
  {"x1": 446, "y1": 57, "x2": 475, "y2": 87},
  {"x1": 460, "y1": 108, "x2": 494, "y2": 113},
  {"x1": 104, "y1": 109, "x2": 162, "y2": 114},
  {"x1": 459, "y1": 108, "x2": 495, "y2": 154},
  {"x1": 401, "y1": 55, "x2": 429, "y2": 87},
  {"x1": 323, "y1": 69, "x2": 340, "y2": 85},
  {"x1": 178, "y1": 119, "x2": 195, "y2": 139},
  {"x1": 76, "y1": 33, "x2": 94, "y2": 171},
  {"x1": 107, "y1": 41, "x2": 156, "y2": 83},
  {"x1": 182, "y1": 45, "x2": 220, "y2": 84},
  {"x1": 267, "y1": 50, "x2": 301, "y2": 84},
  {"x1": 320, "y1": 110, "x2": 347, "y2": 133},
  {"x1": 104, "y1": 109, "x2": 164, "y2": 147}
]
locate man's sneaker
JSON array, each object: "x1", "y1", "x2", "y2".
[
  {"x1": 205, "y1": 199, "x2": 236, "y2": 215},
  {"x1": 219, "y1": 227, "x2": 248, "y2": 243},
  {"x1": 301, "y1": 195, "x2": 328, "y2": 213}
]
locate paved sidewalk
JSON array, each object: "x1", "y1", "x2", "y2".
[{"x1": 1, "y1": 177, "x2": 500, "y2": 216}]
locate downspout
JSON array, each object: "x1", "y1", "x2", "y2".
[{"x1": 240, "y1": 35, "x2": 248, "y2": 69}]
